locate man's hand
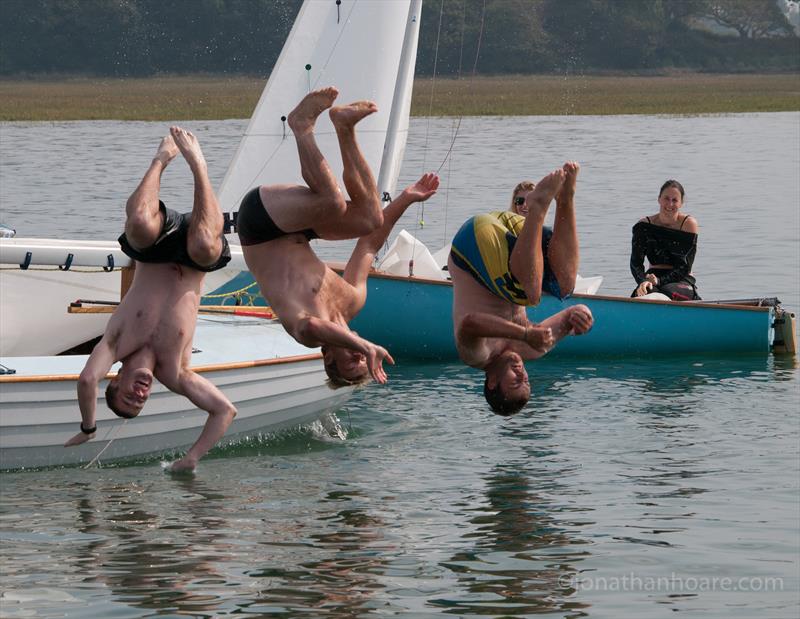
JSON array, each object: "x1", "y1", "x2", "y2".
[
  {"x1": 402, "y1": 172, "x2": 439, "y2": 203},
  {"x1": 364, "y1": 343, "x2": 395, "y2": 384},
  {"x1": 567, "y1": 304, "x2": 593, "y2": 335},
  {"x1": 165, "y1": 455, "x2": 198, "y2": 474},
  {"x1": 64, "y1": 431, "x2": 94, "y2": 447},
  {"x1": 635, "y1": 281, "x2": 654, "y2": 297},
  {"x1": 524, "y1": 325, "x2": 555, "y2": 353}
]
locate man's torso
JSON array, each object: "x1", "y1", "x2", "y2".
[
  {"x1": 107, "y1": 262, "x2": 204, "y2": 375},
  {"x1": 449, "y1": 253, "x2": 527, "y2": 368},
  {"x1": 243, "y1": 236, "x2": 357, "y2": 335}
]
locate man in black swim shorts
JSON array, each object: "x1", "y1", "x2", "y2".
[
  {"x1": 66, "y1": 127, "x2": 237, "y2": 473},
  {"x1": 238, "y1": 87, "x2": 438, "y2": 387}
]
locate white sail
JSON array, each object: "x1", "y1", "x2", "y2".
[{"x1": 217, "y1": 0, "x2": 423, "y2": 213}]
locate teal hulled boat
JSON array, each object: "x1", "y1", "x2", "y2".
[{"x1": 206, "y1": 268, "x2": 796, "y2": 361}]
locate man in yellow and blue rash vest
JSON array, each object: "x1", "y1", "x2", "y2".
[{"x1": 448, "y1": 162, "x2": 594, "y2": 416}]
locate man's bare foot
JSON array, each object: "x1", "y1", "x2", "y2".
[
  {"x1": 288, "y1": 87, "x2": 339, "y2": 134},
  {"x1": 329, "y1": 100, "x2": 378, "y2": 130},
  {"x1": 154, "y1": 134, "x2": 179, "y2": 166},
  {"x1": 526, "y1": 169, "x2": 565, "y2": 217},
  {"x1": 557, "y1": 160, "x2": 580, "y2": 202},
  {"x1": 170, "y1": 126, "x2": 206, "y2": 171}
]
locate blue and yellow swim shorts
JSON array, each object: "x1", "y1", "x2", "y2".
[{"x1": 449, "y1": 211, "x2": 563, "y2": 305}]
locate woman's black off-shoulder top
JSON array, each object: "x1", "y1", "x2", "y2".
[{"x1": 630, "y1": 217, "x2": 698, "y2": 285}]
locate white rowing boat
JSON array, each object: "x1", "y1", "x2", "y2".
[{"x1": 0, "y1": 314, "x2": 351, "y2": 470}]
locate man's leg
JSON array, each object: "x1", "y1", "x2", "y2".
[
  {"x1": 261, "y1": 88, "x2": 348, "y2": 234},
  {"x1": 547, "y1": 161, "x2": 580, "y2": 296},
  {"x1": 170, "y1": 126, "x2": 224, "y2": 267},
  {"x1": 124, "y1": 135, "x2": 178, "y2": 250},
  {"x1": 315, "y1": 101, "x2": 382, "y2": 240},
  {"x1": 509, "y1": 169, "x2": 565, "y2": 306}
]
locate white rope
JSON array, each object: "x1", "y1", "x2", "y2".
[{"x1": 83, "y1": 419, "x2": 129, "y2": 469}]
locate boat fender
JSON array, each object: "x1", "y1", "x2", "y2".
[{"x1": 58, "y1": 253, "x2": 74, "y2": 271}]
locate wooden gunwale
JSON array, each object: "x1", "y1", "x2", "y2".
[
  {"x1": 345, "y1": 266, "x2": 774, "y2": 313},
  {"x1": 0, "y1": 352, "x2": 322, "y2": 383}
]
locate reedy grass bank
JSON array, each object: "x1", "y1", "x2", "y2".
[{"x1": 1, "y1": 73, "x2": 798, "y2": 121}]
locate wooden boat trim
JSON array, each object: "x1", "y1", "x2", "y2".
[
  {"x1": 329, "y1": 264, "x2": 775, "y2": 313},
  {"x1": 0, "y1": 352, "x2": 322, "y2": 383}
]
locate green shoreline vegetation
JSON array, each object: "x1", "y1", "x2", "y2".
[{"x1": 1, "y1": 73, "x2": 798, "y2": 121}]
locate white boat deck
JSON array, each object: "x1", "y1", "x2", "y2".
[{"x1": 0, "y1": 315, "x2": 308, "y2": 378}]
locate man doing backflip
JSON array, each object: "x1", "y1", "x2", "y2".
[
  {"x1": 237, "y1": 87, "x2": 438, "y2": 386},
  {"x1": 65, "y1": 127, "x2": 236, "y2": 472},
  {"x1": 449, "y1": 162, "x2": 594, "y2": 415}
]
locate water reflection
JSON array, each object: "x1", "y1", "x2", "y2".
[
  {"x1": 248, "y1": 485, "x2": 388, "y2": 615},
  {"x1": 436, "y1": 419, "x2": 593, "y2": 616},
  {"x1": 70, "y1": 476, "x2": 232, "y2": 616}
]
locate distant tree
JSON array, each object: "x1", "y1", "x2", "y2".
[
  {"x1": 661, "y1": 0, "x2": 708, "y2": 24},
  {"x1": 417, "y1": 0, "x2": 485, "y2": 76},
  {"x1": 699, "y1": 0, "x2": 795, "y2": 38},
  {"x1": 480, "y1": 0, "x2": 553, "y2": 74},
  {"x1": 540, "y1": 0, "x2": 670, "y2": 70}
]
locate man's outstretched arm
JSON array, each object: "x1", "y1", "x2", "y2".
[
  {"x1": 167, "y1": 370, "x2": 238, "y2": 471},
  {"x1": 342, "y1": 173, "x2": 440, "y2": 299},
  {"x1": 65, "y1": 338, "x2": 115, "y2": 447}
]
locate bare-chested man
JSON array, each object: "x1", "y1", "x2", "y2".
[
  {"x1": 65, "y1": 127, "x2": 237, "y2": 472},
  {"x1": 237, "y1": 87, "x2": 439, "y2": 386},
  {"x1": 448, "y1": 162, "x2": 594, "y2": 415}
]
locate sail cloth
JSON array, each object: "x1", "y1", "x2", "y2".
[{"x1": 217, "y1": 0, "x2": 422, "y2": 214}]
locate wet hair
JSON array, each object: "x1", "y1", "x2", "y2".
[
  {"x1": 659, "y1": 180, "x2": 685, "y2": 200},
  {"x1": 511, "y1": 180, "x2": 535, "y2": 210},
  {"x1": 483, "y1": 377, "x2": 528, "y2": 416},
  {"x1": 104, "y1": 379, "x2": 138, "y2": 419},
  {"x1": 321, "y1": 346, "x2": 371, "y2": 390}
]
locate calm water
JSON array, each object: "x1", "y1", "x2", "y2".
[{"x1": 1, "y1": 115, "x2": 799, "y2": 618}]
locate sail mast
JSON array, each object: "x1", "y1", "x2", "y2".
[{"x1": 376, "y1": 0, "x2": 422, "y2": 201}]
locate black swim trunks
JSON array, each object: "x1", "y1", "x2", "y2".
[
  {"x1": 118, "y1": 201, "x2": 231, "y2": 272},
  {"x1": 236, "y1": 187, "x2": 319, "y2": 246}
]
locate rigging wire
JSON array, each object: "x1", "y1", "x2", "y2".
[
  {"x1": 411, "y1": 0, "x2": 487, "y2": 272},
  {"x1": 404, "y1": 0, "x2": 447, "y2": 274},
  {"x1": 434, "y1": 0, "x2": 486, "y2": 176}
]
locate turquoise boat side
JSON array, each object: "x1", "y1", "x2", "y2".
[{"x1": 206, "y1": 271, "x2": 775, "y2": 360}]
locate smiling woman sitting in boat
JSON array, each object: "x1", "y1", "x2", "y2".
[
  {"x1": 510, "y1": 180, "x2": 536, "y2": 217},
  {"x1": 630, "y1": 179, "x2": 700, "y2": 301}
]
